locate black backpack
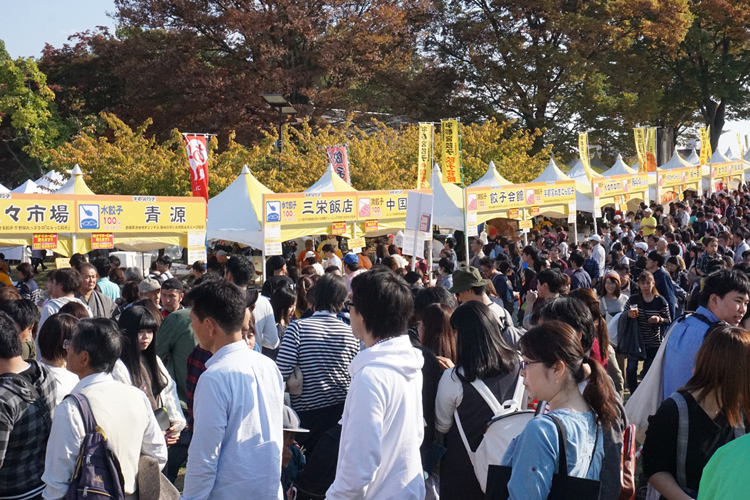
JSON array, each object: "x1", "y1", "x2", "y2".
[{"x1": 64, "y1": 394, "x2": 125, "y2": 500}]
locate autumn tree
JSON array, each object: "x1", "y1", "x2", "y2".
[
  {"x1": 0, "y1": 40, "x2": 69, "y2": 183},
  {"x1": 427, "y1": 0, "x2": 691, "y2": 154},
  {"x1": 49, "y1": 113, "x2": 549, "y2": 195}
]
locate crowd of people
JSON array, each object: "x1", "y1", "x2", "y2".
[{"x1": 1, "y1": 189, "x2": 750, "y2": 500}]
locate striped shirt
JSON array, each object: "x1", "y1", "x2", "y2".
[{"x1": 276, "y1": 311, "x2": 360, "y2": 412}]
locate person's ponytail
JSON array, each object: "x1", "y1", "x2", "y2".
[{"x1": 582, "y1": 357, "x2": 619, "y2": 430}]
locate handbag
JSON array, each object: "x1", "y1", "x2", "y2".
[
  {"x1": 485, "y1": 414, "x2": 601, "y2": 500},
  {"x1": 153, "y1": 395, "x2": 170, "y2": 432}
]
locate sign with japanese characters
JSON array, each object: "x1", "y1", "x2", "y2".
[
  {"x1": 263, "y1": 190, "x2": 413, "y2": 226},
  {"x1": 708, "y1": 161, "x2": 740, "y2": 194},
  {"x1": 656, "y1": 166, "x2": 702, "y2": 203},
  {"x1": 0, "y1": 194, "x2": 74, "y2": 233},
  {"x1": 593, "y1": 173, "x2": 649, "y2": 208},
  {"x1": 74, "y1": 195, "x2": 206, "y2": 233},
  {"x1": 331, "y1": 222, "x2": 347, "y2": 235},
  {"x1": 32, "y1": 233, "x2": 58, "y2": 250},
  {"x1": 91, "y1": 233, "x2": 115, "y2": 250},
  {"x1": 441, "y1": 119, "x2": 462, "y2": 184},
  {"x1": 417, "y1": 123, "x2": 433, "y2": 189}
]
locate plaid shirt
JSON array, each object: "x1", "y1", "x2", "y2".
[
  {"x1": 0, "y1": 361, "x2": 56, "y2": 499},
  {"x1": 583, "y1": 257, "x2": 601, "y2": 282},
  {"x1": 186, "y1": 345, "x2": 212, "y2": 432},
  {"x1": 697, "y1": 252, "x2": 721, "y2": 274}
]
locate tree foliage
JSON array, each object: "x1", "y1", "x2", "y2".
[{"x1": 49, "y1": 113, "x2": 550, "y2": 196}]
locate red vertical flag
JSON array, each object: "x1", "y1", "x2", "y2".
[
  {"x1": 184, "y1": 134, "x2": 209, "y2": 201},
  {"x1": 326, "y1": 145, "x2": 350, "y2": 184}
]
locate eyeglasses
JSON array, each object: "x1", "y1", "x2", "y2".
[
  {"x1": 63, "y1": 339, "x2": 72, "y2": 351},
  {"x1": 520, "y1": 360, "x2": 542, "y2": 371}
]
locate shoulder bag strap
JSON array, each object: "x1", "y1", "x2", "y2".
[
  {"x1": 65, "y1": 393, "x2": 97, "y2": 433},
  {"x1": 670, "y1": 392, "x2": 689, "y2": 489},
  {"x1": 469, "y1": 378, "x2": 504, "y2": 414},
  {"x1": 546, "y1": 414, "x2": 569, "y2": 477}
]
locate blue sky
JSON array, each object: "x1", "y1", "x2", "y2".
[{"x1": 3, "y1": 0, "x2": 750, "y2": 158}]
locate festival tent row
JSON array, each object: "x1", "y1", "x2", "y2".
[{"x1": 0, "y1": 165, "x2": 206, "y2": 258}]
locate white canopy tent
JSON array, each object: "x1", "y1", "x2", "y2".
[
  {"x1": 658, "y1": 149, "x2": 692, "y2": 170},
  {"x1": 34, "y1": 170, "x2": 67, "y2": 192},
  {"x1": 207, "y1": 165, "x2": 273, "y2": 249},
  {"x1": 0, "y1": 184, "x2": 9, "y2": 194},
  {"x1": 567, "y1": 159, "x2": 603, "y2": 183},
  {"x1": 530, "y1": 158, "x2": 595, "y2": 213},
  {"x1": 684, "y1": 148, "x2": 701, "y2": 165},
  {"x1": 602, "y1": 154, "x2": 637, "y2": 176},
  {"x1": 304, "y1": 164, "x2": 356, "y2": 193},
  {"x1": 706, "y1": 150, "x2": 733, "y2": 190},
  {"x1": 430, "y1": 164, "x2": 465, "y2": 230},
  {"x1": 468, "y1": 160, "x2": 512, "y2": 188},
  {"x1": 11, "y1": 180, "x2": 42, "y2": 194}
]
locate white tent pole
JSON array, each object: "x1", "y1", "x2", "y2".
[{"x1": 462, "y1": 186, "x2": 469, "y2": 267}]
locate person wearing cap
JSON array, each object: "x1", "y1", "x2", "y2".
[
  {"x1": 343, "y1": 253, "x2": 363, "y2": 293},
  {"x1": 160, "y1": 278, "x2": 185, "y2": 318},
  {"x1": 634, "y1": 241, "x2": 649, "y2": 259},
  {"x1": 281, "y1": 406, "x2": 308, "y2": 495},
  {"x1": 303, "y1": 251, "x2": 325, "y2": 276},
  {"x1": 139, "y1": 278, "x2": 162, "y2": 305},
  {"x1": 449, "y1": 266, "x2": 519, "y2": 349},
  {"x1": 641, "y1": 207, "x2": 657, "y2": 236},
  {"x1": 588, "y1": 233, "x2": 606, "y2": 277}
]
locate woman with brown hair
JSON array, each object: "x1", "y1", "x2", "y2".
[
  {"x1": 418, "y1": 303, "x2": 457, "y2": 364},
  {"x1": 502, "y1": 321, "x2": 618, "y2": 499},
  {"x1": 622, "y1": 270, "x2": 671, "y2": 393},
  {"x1": 642, "y1": 325, "x2": 750, "y2": 498}
]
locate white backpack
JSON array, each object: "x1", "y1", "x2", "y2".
[{"x1": 454, "y1": 371, "x2": 534, "y2": 492}]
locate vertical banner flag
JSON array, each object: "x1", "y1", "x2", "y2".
[
  {"x1": 184, "y1": 134, "x2": 209, "y2": 201},
  {"x1": 700, "y1": 127, "x2": 710, "y2": 165},
  {"x1": 326, "y1": 145, "x2": 350, "y2": 184},
  {"x1": 645, "y1": 128, "x2": 657, "y2": 172},
  {"x1": 417, "y1": 123, "x2": 433, "y2": 189},
  {"x1": 441, "y1": 119, "x2": 462, "y2": 184},
  {"x1": 634, "y1": 128, "x2": 646, "y2": 172},
  {"x1": 578, "y1": 132, "x2": 593, "y2": 180},
  {"x1": 739, "y1": 132, "x2": 744, "y2": 159}
]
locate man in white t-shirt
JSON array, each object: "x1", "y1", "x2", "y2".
[{"x1": 588, "y1": 234, "x2": 606, "y2": 277}]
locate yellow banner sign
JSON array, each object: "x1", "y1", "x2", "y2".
[
  {"x1": 711, "y1": 162, "x2": 737, "y2": 181},
  {"x1": 527, "y1": 182, "x2": 577, "y2": 206},
  {"x1": 441, "y1": 119, "x2": 462, "y2": 184},
  {"x1": 75, "y1": 195, "x2": 205, "y2": 233},
  {"x1": 593, "y1": 173, "x2": 649, "y2": 200},
  {"x1": 634, "y1": 128, "x2": 646, "y2": 171},
  {"x1": 417, "y1": 123, "x2": 433, "y2": 189},
  {"x1": 657, "y1": 166, "x2": 702, "y2": 190},
  {"x1": 264, "y1": 190, "x2": 416, "y2": 226},
  {"x1": 0, "y1": 194, "x2": 75, "y2": 234},
  {"x1": 700, "y1": 127, "x2": 710, "y2": 165},
  {"x1": 347, "y1": 236, "x2": 365, "y2": 249},
  {"x1": 578, "y1": 133, "x2": 593, "y2": 179},
  {"x1": 518, "y1": 220, "x2": 533, "y2": 230},
  {"x1": 468, "y1": 181, "x2": 576, "y2": 215}
]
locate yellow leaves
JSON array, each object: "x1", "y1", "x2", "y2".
[{"x1": 49, "y1": 113, "x2": 551, "y2": 196}]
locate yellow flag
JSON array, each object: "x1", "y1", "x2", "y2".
[
  {"x1": 700, "y1": 127, "x2": 710, "y2": 165},
  {"x1": 441, "y1": 119, "x2": 462, "y2": 184},
  {"x1": 645, "y1": 128, "x2": 657, "y2": 172},
  {"x1": 738, "y1": 132, "x2": 744, "y2": 159},
  {"x1": 634, "y1": 128, "x2": 646, "y2": 171},
  {"x1": 578, "y1": 132, "x2": 593, "y2": 180},
  {"x1": 417, "y1": 123, "x2": 433, "y2": 189}
]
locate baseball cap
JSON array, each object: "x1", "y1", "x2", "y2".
[
  {"x1": 282, "y1": 406, "x2": 309, "y2": 433},
  {"x1": 304, "y1": 251, "x2": 317, "y2": 260},
  {"x1": 588, "y1": 234, "x2": 601, "y2": 243},
  {"x1": 216, "y1": 250, "x2": 228, "y2": 256},
  {"x1": 449, "y1": 266, "x2": 490, "y2": 294},
  {"x1": 635, "y1": 242, "x2": 649, "y2": 252},
  {"x1": 138, "y1": 278, "x2": 161, "y2": 293},
  {"x1": 161, "y1": 278, "x2": 184, "y2": 292},
  {"x1": 644, "y1": 207, "x2": 653, "y2": 213},
  {"x1": 342, "y1": 253, "x2": 359, "y2": 266}
]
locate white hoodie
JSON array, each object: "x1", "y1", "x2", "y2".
[{"x1": 326, "y1": 335, "x2": 425, "y2": 500}]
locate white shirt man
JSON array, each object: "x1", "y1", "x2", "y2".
[
  {"x1": 182, "y1": 280, "x2": 284, "y2": 500},
  {"x1": 589, "y1": 235, "x2": 606, "y2": 277}
]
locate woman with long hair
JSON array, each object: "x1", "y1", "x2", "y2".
[
  {"x1": 418, "y1": 303, "x2": 457, "y2": 364},
  {"x1": 502, "y1": 321, "x2": 617, "y2": 499},
  {"x1": 642, "y1": 325, "x2": 750, "y2": 498},
  {"x1": 37, "y1": 313, "x2": 80, "y2": 405},
  {"x1": 597, "y1": 272, "x2": 629, "y2": 322},
  {"x1": 435, "y1": 301, "x2": 521, "y2": 499},
  {"x1": 295, "y1": 275, "x2": 314, "y2": 318},
  {"x1": 113, "y1": 306, "x2": 185, "y2": 444},
  {"x1": 623, "y1": 270, "x2": 671, "y2": 393},
  {"x1": 569, "y1": 287, "x2": 609, "y2": 369},
  {"x1": 266, "y1": 285, "x2": 296, "y2": 360}
]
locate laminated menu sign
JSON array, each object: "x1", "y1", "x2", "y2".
[
  {"x1": 33, "y1": 233, "x2": 58, "y2": 250},
  {"x1": 91, "y1": 233, "x2": 114, "y2": 250}
]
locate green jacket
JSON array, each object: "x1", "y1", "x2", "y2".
[{"x1": 156, "y1": 308, "x2": 197, "y2": 409}]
